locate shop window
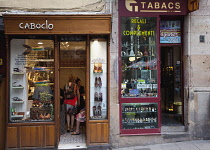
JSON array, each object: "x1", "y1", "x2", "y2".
[
  {"x1": 9, "y1": 39, "x2": 54, "y2": 122},
  {"x1": 120, "y1": 17, "x2": 161, "y2": 134},
  {"x1": 121, "y1": 17, "x2": 158, "y2": 98}
]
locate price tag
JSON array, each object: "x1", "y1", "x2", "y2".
[
  {"x1": 137, "y1": 84, "x2": 147, "y2": 89},
  {"x1": 121, "y1": 83, "x2": 126, "y2": 89}
]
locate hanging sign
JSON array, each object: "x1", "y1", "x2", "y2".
[
  {"x1": 188, "y1": 0, "x2": 199, "y2": 12},
  {"x1": 119, "y1": 0, "x2": 188, "y2": 16}
]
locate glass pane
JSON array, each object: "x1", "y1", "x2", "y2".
[
  {"x1": 122, "y1": 103, "x2": 158, "y2": 129},
  {"x1": 90, "y1": 39, "x2": 107, "y2": 120},
  {"x1": 59, "y1": 36, "x2": 86, "y2": 67},
  {"x1": 121, "y1": 17, "x2": 158, "y2": 98},
  {"x1": 10, "y1": 39, "x2": 54, "y2": 122}
]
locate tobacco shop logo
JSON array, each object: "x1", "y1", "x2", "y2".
[
  {"x1": 125, "y1": 0, "x2": 181, "y2": 13},
  {"x1": 19, "y1": 20, "x2": 53, "y2": 30}
]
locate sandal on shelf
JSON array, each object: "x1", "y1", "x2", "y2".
[{"x1": 71, "y1": 132, "x2": 80, "y2": 135}]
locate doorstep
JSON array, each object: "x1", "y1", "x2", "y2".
[
  {"x1": 161, "y1": 125, "x2": 186, "y2": 133},
  {"x1": 161, "y1": 126, "x2": 190, "y2": 140}
]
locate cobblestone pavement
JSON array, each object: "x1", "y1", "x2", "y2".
[{"x1": 112, "y1": 140, "x2": 210, "y2": 150}]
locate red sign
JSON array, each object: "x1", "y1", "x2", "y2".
[{"x1": 119, "y1": 0, "x2": 188, "y2": 16}]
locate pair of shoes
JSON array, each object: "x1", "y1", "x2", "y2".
[
  {"x1": 92, "y1": 105, "x2": 102, "y2": 117},
  {"x1": 93, "y1": 63, "x2": 103, "y2": 73},
  {"x1": 71, "y1": 131, "x2": 80, "y2": 135},
  {"x1": 67, "y1": 128, "x2": 74, "y2": 133},
  {"x1": 94, "y1": 92, "x2": 103, "y2": 101},
  {"x1": 70, "y1": 128, "x2": 74, "y2": 132},
  {"x1": 95, "y1": 77, "x2": 102, "y2": 87}
]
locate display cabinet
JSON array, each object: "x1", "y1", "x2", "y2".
[
  {"x1": 89, "y1": 39, "x2": 108, "y2": 120},
  {"x1": 9, "y1": 39, "x2": 54, "y2": 122},
  {"x1": 120, "y1": 17, "x2": 160, "y2": 134},
  {"x1": 122, "y1": 103, "x2": 158, "y2": 129}
]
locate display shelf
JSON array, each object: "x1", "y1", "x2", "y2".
[
  {"x1": 60, "y1": 67, "x2": 86, "y2": 69},
  {"x1": 12, "y1": 86, "x2": 24, "y2": 89},
  {"x1": 12, "y1": 101, "x2": 24, "y2": 104},
  {"x1": 11, "y1": 115, "x2": 24, "y2": 118},
  {"x1": 12, "y1": 72, "x2": 25, "y2": 75},
  {"x1": 26, "y1": 59, "x2": 54, "y2": 62}
]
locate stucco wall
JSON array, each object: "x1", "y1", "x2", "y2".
[{"x1": 0, "y1": 0, "x2": 111, "y2": 15}]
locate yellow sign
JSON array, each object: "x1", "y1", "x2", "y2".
[
  {"x1": 188, "y1": 0, "x2": 199, "y2": 12},
  {"x1": 0, "y1": 59, "x2": 2, "y2": 65}
]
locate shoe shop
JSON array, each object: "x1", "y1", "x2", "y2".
[{"x1": 3, "y1": 14, "x2": 111, "y2": 149}]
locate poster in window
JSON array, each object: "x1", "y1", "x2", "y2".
[{"x1": 160, "y1": 21, "x2": 181, "y2": 44}]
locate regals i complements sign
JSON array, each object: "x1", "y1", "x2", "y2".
[{"x1": 19, "y1": 20, "x2": 53, "y2": 30}]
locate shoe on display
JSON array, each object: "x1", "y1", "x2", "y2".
[
  {"x1": 97, "y1": 63, "x2": 103, "y2": 73},
  {"x1": 93, "y1": 63, "x2": 98, "y2": 73},
  {"x1": 98, "y1": 77, "x2": 102, "y2": 87},
  {"x1": 99, "y1": 92, "x2": 103, "y2": 102},
  {"x1": 94, "y1": 92, "x2": 98, "y2": 101},
  {"x1": 97, "y1": 105, "x2": 102, "y2": 116},
  {"x1": 95, "y1": 77, "x2": 98, "y2": 87},
  {"x1": 93, "y1": 106, "x2": 96, "y2": 116}
]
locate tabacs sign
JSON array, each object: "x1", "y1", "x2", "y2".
[{"x1": 119, "y1": 0, "x2": 188, "y2": 16}]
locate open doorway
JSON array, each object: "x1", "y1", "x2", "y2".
[
  {"x1": 161, "y1": 46, "x2": 183, "y2": 126},
  {"x1": 58, "y1": 36, "x2": 87, "y2": 149}
]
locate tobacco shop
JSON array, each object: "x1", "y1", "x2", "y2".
[
  {"x1": 3, "y1": 14, "x2": 111, "y2": 149},
  {"x1": 117, "y1": 0, "x2": 193, "y2": 137}
]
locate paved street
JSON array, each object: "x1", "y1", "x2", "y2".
[{"x1": 112, "y1": 140, "x2": 210, "y2": 150}]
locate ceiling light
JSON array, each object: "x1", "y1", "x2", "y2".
[{"x1": 38, "y1": 41, "x2": 43, "y2": 44}]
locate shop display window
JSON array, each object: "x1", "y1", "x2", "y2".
[
  {"x1": 10, "y1": 38, "x2": 54, "y2": 122},
  {"x1": 121, "y1": 17, "x2": 158, "y2": 98},
  {"x1": 120, "y1": 17, "x2": 160, "y2": 134},
  {"x1": 90, "y1": 39, "x2": 108, "y2": 120},
  {"x1": 122, "y1": 103, "x2": 158, "y2": 129}
]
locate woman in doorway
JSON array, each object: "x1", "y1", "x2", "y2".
[
  {"x1": 75, "y1": 78, "x2": 85, "y2": 112},
  {"x1": 71, "y1": 78, "x2": 85, "y2": 135},
  {"x1": 71, "y1": 108, "x2": 86, "y2": 135},
  {"x1": 64, "y1": 75, "x2": 80, "y2": 133}
]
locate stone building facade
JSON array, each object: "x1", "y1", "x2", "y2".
[{"x1": 0, "y1": 0, "x2": 210, "y2": 149}]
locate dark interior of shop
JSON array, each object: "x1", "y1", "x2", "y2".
[{"x1": 161, "y1": 46, "x2": 183, "y2": 126}]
